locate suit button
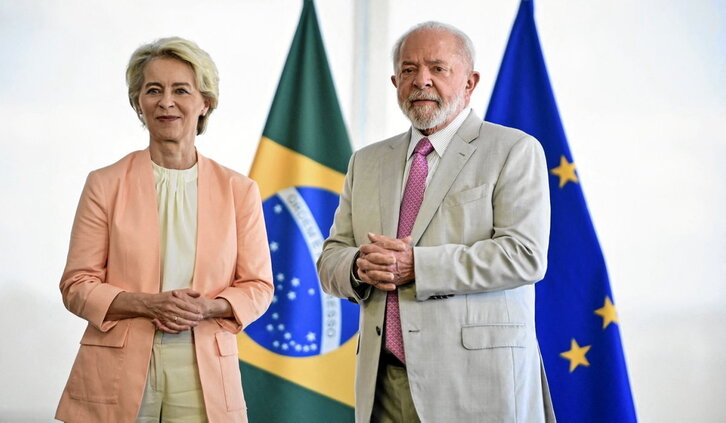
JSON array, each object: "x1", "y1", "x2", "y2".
[{"x1": 376, "y1": 326, "x2": 381, "y2": 336}]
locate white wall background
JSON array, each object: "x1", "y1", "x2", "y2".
[{"x1": 1, "y1": 0, "x2": 723, "y2": 421}]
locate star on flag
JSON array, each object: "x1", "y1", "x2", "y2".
[
  {"x1": 560, "y1": 338, "x2": 591, "y2": 372},
  {"x1": 595, "y1": 296, "x2": 619, "y2": 329},
  {"x1": 550, "y1": 155, "x2": 578, "y2": 188}
]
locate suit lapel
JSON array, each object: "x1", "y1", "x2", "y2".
[
  {"x1": 410, "y1": 112, "x2": 482, "y2": 245},
  {"x1": 379, "y1": 132, "x2": 410, "y2": 237}
]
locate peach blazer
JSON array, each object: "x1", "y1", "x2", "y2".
[{"x1": 55, "y1": 149, "x2": 274, "y2": 423}]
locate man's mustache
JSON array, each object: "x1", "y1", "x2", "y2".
[{"x1": 407, "y1": 91, "x2": 442, "y2": 106}]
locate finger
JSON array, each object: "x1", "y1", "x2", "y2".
[
  {"x1": 360, "y1": 243, "x2": 390, "y2": 255},
  {"x1": 186, "y1": 308, "x2": 204, "y2": 322},
  {"x1": 170, "y1": 295, "x2": 203, "y2": 315},
  {"x1": 359, "y1": 253, "x2": 395, "y2": 267},
  {"x1": 381, "y1": 239, "x2": 408, "y2": 251},
  {"x1": 367, "y1": 232, "x2": 392, "y2": 243},
  {"x1": 168, "y1": 314, "x2": 198, "y2": 330},
  {"x1": 176, "y1": 289, "x2": 201, "y2": 298},
  {"x1": 153, "y1": 318, "x2": 177, "y2": 332},
  {"x1": 160, "y1": 309, "x2": 200, "y2": 325},
  {"x1": 157, "y1": 300, "x2": 201, "y2": 324},
  {"x1": 367, "y1": 232, "x2": 398, "y2": 243},
  {"x1": 175, "y1": 312, "x2": 202, "y2": 325},
  {"x1": 170, "y1": 290, "x2": 200, "y2": 306},
  {"x1": 366, "y1": 233, "x2": 392, "y2": 246},
  {"x1": 358, "y1": 269, "x2": 384, "y2": 287},
  {"x1": 374, "y1": 282, "x2": 396, "y2": 291},
  {"x1": 364, "y1": 269, "x2": 395, "y2": 283},
  {"x1": 153, "y1": 318, "x2": 180, "y2": 334},
  {"x1": 368, "y1": 233, "x2": 408, "y2": 251},
  {"x1": 355, "y1": 259, "x2": 395, "y2": 272}
]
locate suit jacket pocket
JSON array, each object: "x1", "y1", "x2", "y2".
[
  {"x1": 215, "y1": 331, "x2": 246, "y2": 411},
  {"x1": 438, "y1": 184, "x2": 494, "y2": 244},
  {"x1": 68, "y1": 322, "x2": 129, "y2": 404},
  {"x1": 461, "y1": 323, "x2": 526, "y2": 350},
  {"x1": 443, "y1": 183, "x2": 491, "y2": 208}
]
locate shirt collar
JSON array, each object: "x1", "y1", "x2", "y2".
[{"x1": 408, "y1": 107, "x2": 472, "y2": 159}]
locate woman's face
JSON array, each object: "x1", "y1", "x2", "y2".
[{"x1": 138, "y1": 57, "x2": 209, "y2": 147}]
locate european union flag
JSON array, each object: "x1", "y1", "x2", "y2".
[{"x1": 485, "y1": 1, "x2": 638, "y2": 421}]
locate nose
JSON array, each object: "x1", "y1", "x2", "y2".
[
  {"x1": 159, "y1": 90, "x2": 175, "y2": 109},
  {"x1": 413, "y1": 68, "x2": 432, "y2": 89}
]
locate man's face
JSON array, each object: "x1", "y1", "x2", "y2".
[{"x1": 392, "y1": 29, "x2": 479, "y2": 135}]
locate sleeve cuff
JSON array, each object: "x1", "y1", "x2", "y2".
[{"x1": 85, "y1": 284, "x2": 125, "y2": 332}]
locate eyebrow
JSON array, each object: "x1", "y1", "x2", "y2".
[
  {"x1": 400, "y1": 59, "x2": 449, "y2": 67},
  {"x1": 143, "y1": 81, "x2": 193, "y2": 88}
]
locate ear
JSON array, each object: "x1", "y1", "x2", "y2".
[
  {"x1": 201, "y1": 99, "x2": 210, "y2": 116},
  {"x1": 390, "y1": 75, "x2": 398, "y2": 88},
  {"x1": 466, "y1": 71, "x2": 480, "y2": 94}
]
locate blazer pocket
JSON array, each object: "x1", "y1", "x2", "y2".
[
  {"x1": 215, "y1": 331, "x2": 246, "y2": 411},
  {"x1": 443, "y1": 183, "x2": 491, "y2": 208},
  {"x1": 68, "y1": 322, "x2": 129, "y2": 404},
  {"x1": 461, "y1": 323, "x2": 526, "y2": 350}
]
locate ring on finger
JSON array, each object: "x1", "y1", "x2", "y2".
[{"x1": 174, "y1": 315, "x2": 178, "y2": 323}]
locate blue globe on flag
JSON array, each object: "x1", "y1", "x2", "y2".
[{"x1": 245, "y1": 186, "x2": 360, "y2": 357}]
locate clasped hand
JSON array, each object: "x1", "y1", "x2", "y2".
[
  {"x1": 147, "y1": 289, "x2": 210, "y2": 334},
  {"x1": 355, "y1": 232, "x2": 414, "y2": 291}
]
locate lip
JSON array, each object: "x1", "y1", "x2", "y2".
[
  {"x1": 156, "y1": 116, "x2": 180, "y2": 122},
  {"x1": 411, "y1": 99, "x2": 438, "y2": 106}
]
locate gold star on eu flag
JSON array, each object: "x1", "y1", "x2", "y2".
[
  {"x1": 550, "y1": 155, "x2": 578, "y2": 188},
  {"x1": 595, "y1": 296, "x2": 619, "y2": 329},
  {"x1": 560, "y1": 338, "x2": 591, "y2": 372}
]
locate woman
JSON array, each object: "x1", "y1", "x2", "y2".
[{"x1": 55, "y1": 37, "x2": 274, "y2": 423}]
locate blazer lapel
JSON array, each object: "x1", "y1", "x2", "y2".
[
  {"x1": 128, "y1": 149, "x2": 162, "y2": 291},
  {"x1": 410, "y1": 112, "x2": 481, "y2": 245},
  {"x1": 379, "y1": 132, "x2": 410, "y2": 237},
  {"x1": 193, "y1": 152, "x2": 210, "y2": 291}
]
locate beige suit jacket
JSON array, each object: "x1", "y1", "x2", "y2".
[
  {"x1": 56, "y1": 150, "x2": 274, "y2": 423},
  {"x1": 318, "y1": 112, "x2": 556, "y2": 422}
]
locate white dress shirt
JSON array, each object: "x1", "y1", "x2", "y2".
[{"x1": 401, "y1": 107, "x2": 472, "y2": 194}]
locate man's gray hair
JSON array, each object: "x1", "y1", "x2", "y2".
[{"x1": 391, "y1": 21, "x2": 476, "y2": 72}]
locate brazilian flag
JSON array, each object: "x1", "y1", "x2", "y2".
[{"x1": 239, "y1": 0, "x2": 356, "y2": 421}]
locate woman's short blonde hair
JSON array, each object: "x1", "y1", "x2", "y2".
[{"x1": 126, "y1": 37, "x2": 219, "y2": 135}]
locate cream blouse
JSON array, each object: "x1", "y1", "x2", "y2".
[{"x1": 152, "y1": 161, "x2": 198, "y2": 292}]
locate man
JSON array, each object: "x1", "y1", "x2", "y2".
[{"x1": 317, "y1": 21, "x2": 555, "y2": 422}]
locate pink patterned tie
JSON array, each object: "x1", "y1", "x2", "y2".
[{"x1": 385, "y1": 137, "x2": 434, "y2": 364}]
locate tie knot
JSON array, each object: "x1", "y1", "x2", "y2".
[{"x1": 414, "y1": 137, "x2": 434, "y2": 156}]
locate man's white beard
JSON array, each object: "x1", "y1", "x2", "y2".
[{"x1": 400, "y1": 91, "x2": 464, "y2": 131}]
